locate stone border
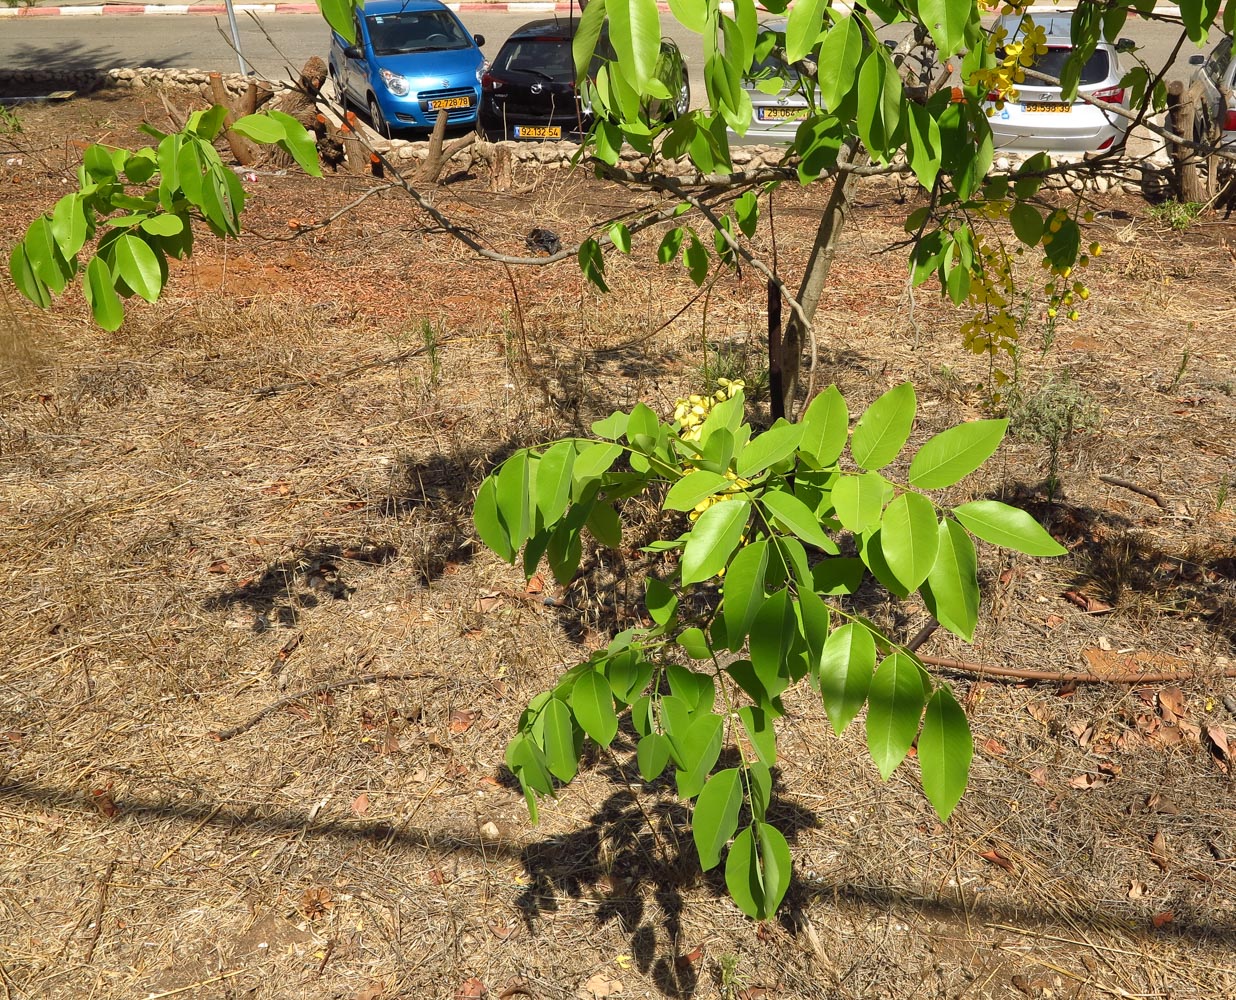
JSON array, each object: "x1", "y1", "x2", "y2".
[{"x1": 2, "y1": 66, "x2": 1170, "y2": 196}]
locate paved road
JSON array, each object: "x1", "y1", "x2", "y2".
[{"x1": 0, "y1": 11, "x2": 1206, "y2": 107}]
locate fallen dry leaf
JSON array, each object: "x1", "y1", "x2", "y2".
[
  {"x1": 207, "y1": 559, "x2": 230, "y2": 574},
  {"x1": 981, "y1": 737, "x2": 1007, "y2": 756},
  {"x1": 1152, "y1": 909, "x2": 1175, "y2": 929},
  {"x1": 449, "y1": 709, "x2": 479, "y2": 734},
  {"x1": 351, "y1": 792, "x2": 370, "y2": 816},
  {"x1": 1063, "y1": 589, "x2": 1113, "y2": 613},
  {"x1": 980, "y1": 849, "x2": 1015, "y2": 872},
  {"x1": 498, "y1": 978, "x2": 534, "y2": 999},
  {"x1": 525, "y1": 574, "x2": 545, "y2": 595},
  {"x1": 1150, "y1": 831, "x2": 1170, "y2": 871},
  {"x1": 489, "y1": 919, "x2": 514, "y2": 940},
  {"x1": 455, "y1": 977, "x2": 486, "y2": 1000},
  {"x1": 1069, "y1": 771, "x2": 1111, "y2": 790},
  {"x1": 91, "y1": 787, "x2": 119, "y2": 818},
  {"x1": 577, "y1": 974, "x2": 622, "y2": 1000},
  {"x1": 1027, "y1": 766, "x2": 1048, "y2": 787},
  {"x1": 1205, "y1": 726, "x2": 1230, "y2": 771},
  {"x1": 356, "y1": 983, "x2": 384, "y2": 1000},
  {"x1": 301, "y1": 887, "x2": 335, "y2": 920},
  {"x1": 1128, "y1": 880, "x2": 1146, "y2": 899},
  {"x1": 1159, "y1": 687, "x2": 1187, "y2": 724},
  {"x1": 475, "y1": 591, "x2": 502, "y2": 613}
]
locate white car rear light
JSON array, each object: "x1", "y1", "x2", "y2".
[{"x1": 1092, "y1": 87, "x2": 1124, "y2": 103}]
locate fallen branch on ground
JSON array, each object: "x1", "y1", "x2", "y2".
[
  {"x1": 1098, "y1": 474, "x2": 1173, "y2": 511},
  {"x1": 212, "y1": 669, "x2": 440, "y2": 740},
  {"x1": 919, "y1": 653, "x2": 1236, "y2": 685}
]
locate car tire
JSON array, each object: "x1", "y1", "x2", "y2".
[
  {"x1": 368, "y1": 96, "x2": 392, "y2": 139},
  {"x1": 330, "y1": 64, "x2": 347, "y2": 112}
]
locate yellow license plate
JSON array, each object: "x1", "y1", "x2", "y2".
[
  {"x1": 428, "y1": 96, "x2": 471, "y2": 110},
  {"x1": 758, "y1": 106, "x2": 806, "y2": 121},
  {"x1": 1025, "y1": 102, "x2": 1070, "y2": 113},
  {"x1": 514, "y1": 125, "x2": 561, "y2": 139}
]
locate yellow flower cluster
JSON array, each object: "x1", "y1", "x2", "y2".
[
  {"x1": 972, "y1": 16, "x2": 1049, "y2": 111},
  {"x1": 1039, "y1": 210, "x2": 1099, "y2": 321},
  {"x1": 960, "y1": 231, "x2": 1020, "y2": 375},
  {"x1": 671, "y1": 378, "x2": 744, "y2": 442}
]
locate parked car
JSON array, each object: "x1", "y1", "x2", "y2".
[
  {"x1": 1187, "y1": 33, "x2": 1236, "y2": 150},
  {"x1": 479, "y1": 17, "x2": 689, "y2": 141},
  {"x1": 984, "y1": 12, "x2": 1134, "y2": 154},
  {"x1": 726, "y1": 21, "x2": 811, "y2": 145},
  {"x1": 328, "y1": 0, "x2": 486, "y2": 137}
]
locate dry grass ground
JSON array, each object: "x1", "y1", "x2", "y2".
[{"x1": 1, "y1": 91, "x2": 1235, "y2": 1000}]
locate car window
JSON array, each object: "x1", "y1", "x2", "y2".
[
  {"x1": 997, "y1": 45, "x2": 1111, "y2": 86},
  {"x1": 366, "y1": 10, "x2": 472, "y2": 56},
  {"x1": 493, "y1": 38, "x2": 576, "y2": 79}
]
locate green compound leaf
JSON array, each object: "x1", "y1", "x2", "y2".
[
  {"x1": 721, "y1": 538, "x2": 768, "y2": 651},
  {"x1": 850, "y1": 382, "x2": 916, "y2": 471},
  {"x1": 570, "y1": 669, "x2": 618, "y2": 747},
  {"x1": 760, "y1": 489, "x2": 838, "y2": 553},
  {"x1": 541, "y1": 697, "x2": 581, "y2": 782},
  {"x1": 879, "y1": 492, "x2": 940, "y2": 592},
  {"x1": 922, "y1": 518, "x2": 980, "y2": 641},
  {"x1": 909, "y1": 420, "x2": 1008, "y2": 489},
  {"x1": 693, "y1": 768, "x2": 744, "y2": 871},
  {"x1": 681, "y1": 498, "x2": 750, "y2": 585},
  {"x1": 866, "y1": 652, "x2": 928, "y2": 780},
  {"x1": 952, "y1": 500, "x2": 1067, "y2": 557},
  {"x1": 664, "y1": 470, "x2": 732, "y2": 512},
  {"x1": 919, "y1": 686, "x2": 972, "y2": 821},
  {"x1": 799, "y1": 384, "x2": 849, "y2": 466},
  {"x1": 818, "y1": 621, "x2": 875, "y2": 735},
  {"x1": 832, "y1": 471, "x2": 891, "y2": 533}
]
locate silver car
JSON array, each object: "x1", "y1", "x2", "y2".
[
  {"x1": 984, "y1": 12, "x2": 1134, "y2": 154},
  {"x1": 728, "y1": 20, "x2": 811, "y2": 145},
  {"x1": 1187, "y1": 33, "x2": 1236, "y2": 150}
]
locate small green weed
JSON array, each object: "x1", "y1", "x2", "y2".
[
  {"x1": 1007, "y1": 372, "x2": 1100, "y2": 501},
  {"x1": 420, "y1": 319, "x2": 443, "y2": 386},
  {"x1": 0, "y1": 105, "x2": 23, "y2": 135},
  {"x1": 1149, "y1": 200, "x2": 1204, "y2": 231},
  {"x1": 701, "y1": 341, "x2": 768, "y2": 401}
]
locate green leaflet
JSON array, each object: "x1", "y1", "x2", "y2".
[
  {"x1": 910, "y1": 420, "x2": 1008, "y2": 489},
  {"x1": 721, "y1": 538, "x2": 767, "y2": 650},
  {"x1": 879, "y1": 492, "x2": 940, "y2": 592},
  {"x1": 818, "y1": 621, "x2": 875, "y2": 734},
  {"x1": 693, "y1": 768, "x2": 744, "y2": 871},
  {"x1": 919, "y1": 0, "x2": 969, "y2": 56},
  {"x1": 850, "y1": 382, "x2": 916, "y2": 471},
  {"x1": 760, "y1": 490, "x2": 838, "y2": 553},
  {"x1": 681, "y1": 498, "x2": 750, "y2": 585},
  {"x1": 736, "y1": 419, "x2": 802, "y2": 478},
  {"x1": 541, "y1": 697, "x2": 581, "y2": 782},
  {"x1": 922, "y1": 517, "x2": 980, "y2": 641},
  {"x1": 606, "y1": 0, "x2": 662, "y2": 90},
  {"x1": 83, "y1": 256, "x2": 124, "y2": 331},
  {"x1": 111, "y1": 233, "x2": 163, "y2": 303},
  {"x1": 570, "y1": 669, "x2": 618, "y2": 747},
  {"x1": 952, "y1": 501, "x2": 1067, "y2": 556},
  {"x1": 918, "y1": 687, "x2": 972, "y2": 820},
  {"x1": 866, "y1": 652, "x2": 928, "y2": 779},
  {"x1": 665, "y1": 470, "x2": 733, "y2": 512},
  {"x1": 832, "y1": 472, "x2": 892, "y2": 532},
  {"x1": 817, "y1": 15, "x2": 863, "y2": 110},
  {"x1": 799, "y1": 384, "x2": 849, "y2": 466},
  {"x1": 726, "y1": 822, "x2": 792, "y2": 920},
  {"x1": 785, "y1": 0, "x2": 828, "y2": 63}
]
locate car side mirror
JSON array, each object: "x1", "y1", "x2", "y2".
[
  {"x1": 1115, "y1": 38, "x2": 1136, "y2": 53},
  {"x1": 1188, "y1": 53, "x2": 1205, "y2": 65},
  {"x1": 474, "y1": 33, "x2": 485, "y2": 47},
  {"x1": 343, "y1": 44, "x2": 362, "y2": 59}
]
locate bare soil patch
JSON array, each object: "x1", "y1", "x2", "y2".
[{"x1": 2, "y1": 89, "x2": 1235, "y2": 1000}]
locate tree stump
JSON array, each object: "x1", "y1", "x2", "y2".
[{"x1": 1169, "y1": 79, "x2": 1216, "y2": 204}]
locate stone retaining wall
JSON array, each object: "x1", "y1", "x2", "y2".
[{"x1": 1, "y1": 66, "x2": 1169, "y2": 195}]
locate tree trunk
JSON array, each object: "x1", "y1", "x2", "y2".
[
  {"x1": 776, "y1": 139, "x2": 867, "y2": 419},
  {"x1": 1172, "y1": 80, "x2": 1215, "y2": 204},
  {"x1": 208, "y1": 72, "x2": 258, "y2": 166}
]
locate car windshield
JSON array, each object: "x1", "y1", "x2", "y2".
[
  {"x1": 998, "y1": 45, "x2": 1111, "y2": 86},
  {"x1": 492, "y1": 38, "x2": 577, "y2": 80},
  {"x1": 366, "y1": 11, "x2": 471, "y2": 56}
]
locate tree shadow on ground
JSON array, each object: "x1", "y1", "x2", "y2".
[
  {"x1": 0, "y1": 42, "x2": 187, "y2": 80},
  {"x1": 1000, "y1": 482, "x2": 1236, "y2": 653},
  {"x1": 2, "y1": 773, "x2": 1235, "y2": 998}
]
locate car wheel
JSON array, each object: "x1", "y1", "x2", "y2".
[
  {"x1": 329, "y1": 64, "x2": 346, "y2": 111},
  {"x1": 368, "y1": 96, "x2": 392, "y2": 139},
  {"x1": 673, "y1": 77, "x2": 691, "y2": 118}
]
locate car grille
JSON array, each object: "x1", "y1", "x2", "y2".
[{"x1": 418, "y1": 86, "x2": 476, "y2": 123}]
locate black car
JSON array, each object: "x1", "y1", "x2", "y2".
[{"x1": 479, "y1": 18, "x2": 689, "y2": 141}]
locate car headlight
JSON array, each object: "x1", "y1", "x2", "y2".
[
  {"x1": 379, "y1": 69, "x2": 410, "y2": 96},
  {"x1": 477, "y1": 60, "x2": 489, "y2": 84}
]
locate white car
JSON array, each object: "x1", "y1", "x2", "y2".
[{"x1": 985, "y1": 12, "x2": 1135, "y2": 155}]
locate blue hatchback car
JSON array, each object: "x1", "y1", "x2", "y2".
[{"x1": 328, "y1": 0, "x2": 486, "y2": 137}]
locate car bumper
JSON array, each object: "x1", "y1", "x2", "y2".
[
  {"x1": 479, "y1": 104, "x2": 590, "y2": 142},
  {"x1": 377, "y1": 88, "x2": 480, "y2": 130},
  {"x1": 987, "y1": 103, "x2": 1129, "y2": 153}
]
